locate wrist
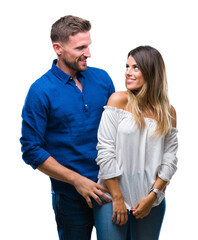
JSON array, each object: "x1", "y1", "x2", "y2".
[
  {"x1": 148, "y1": 191, "x2": 157, "y2": 201},
  {"x1": 70, "y1": 171, "x2": 82, "y2": 186},
  {"x1": 149, "y1": 188, "x2": 164, "y2": 204},
  {"x1": 111, "y1": 193, "x2": 123, "y2": 201}
]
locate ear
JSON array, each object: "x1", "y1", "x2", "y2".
[{"x1": 53, "y1": 43, "x2": 62, "y2": 56}]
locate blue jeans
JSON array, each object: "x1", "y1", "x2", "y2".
[
  {"x1": 52, "y1": 193, "x2": 94, "y2": 240},
  {"x1": 93, "y1": 198, "x2": 166, "y2": 240}
]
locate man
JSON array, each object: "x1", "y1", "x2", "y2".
[{"x1": 20, "y1": 15, "x2": 115, "y2": 240}]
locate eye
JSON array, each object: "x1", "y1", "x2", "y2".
[
  {"x1": 77, "y1": 46, "x2": 84, "y2": 50},
  {"x1": 133, "y1": 64, "x2": 139, "y2": 70},
  {"x1": 126, "y1": 64, "x2": 129, "y2": 69}
]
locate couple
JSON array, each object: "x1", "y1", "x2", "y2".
[{"x1": 20, "y1": 15, "x2": 178, "y2": 240}]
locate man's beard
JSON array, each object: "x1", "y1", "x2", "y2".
[{"x1": 63, "y1": 57, "x2": 87, "y2": 72}]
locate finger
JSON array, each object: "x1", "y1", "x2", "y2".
[
  {"x1": 96, "y1": 184, "x2": 109, "y2": 193},
  {"x1": 112, "y1": 212, "x2": 116, "y2": 223},
  {"x1": 120, "y1": 212, "x2": 125, "y2": 226},
  {"x1": 96, "y1": 190, "x2": 111, "y2": 202},
  {"x1": 135, "y1": 214, "x2": 141, "y2": 219},
  {"x1": 124, "y1": 212, "x2": 128, "y2": 224},
  {"x1": 86, "y1": 197, "x2": 93, "y2": 208},
  {"x1": 133, "y1": 210, "x2": 141, "y2": 218},
  {"x1": 135, "y1": 212, "x2": 144, "y2": 219},
  {"x1": 92, "y1": 193, "x2": 102, "y2": 206},
  {"x1": 116, "y1": 212, "x2": 121, "y2": 225},
  {"x1": 134, "y1": 213, "x2": 140, "y2": 219},
  {"x1": 120, "y1": 211, "x2": 127, "y2": 226},
  {"x1": 132, "y1": 205, "x2": 139, "y2": 215},
  {"x1": 132, "y1": 210, "x2": 138, "y2": 216},
  {"x1": 121, "y1": 211, "x2": 128, "y2": 225}
]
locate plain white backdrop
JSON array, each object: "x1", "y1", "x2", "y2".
[{"x1": 1, "y1": 0, "x2": 197, "y2": 239}]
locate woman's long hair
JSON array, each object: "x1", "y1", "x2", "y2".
[{"x1": 126, "y1": 46, "x2": 172, "y2": 135}]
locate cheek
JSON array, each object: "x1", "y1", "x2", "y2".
[{"x1": 137, "y1": 74, "x2": 144, "y2": 84}]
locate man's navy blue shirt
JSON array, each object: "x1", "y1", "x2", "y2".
[{"x1": 20, "y1": 60, "x2": 115, "y2": 199}]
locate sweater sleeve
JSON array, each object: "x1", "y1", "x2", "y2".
[
  {"x1": 158, "y1": 128, "x2": 178, "y2": 182},
  {"x1": 20, "y1": 84, "x2": 51, "y2": 169},
  {"x1": 96, "y1": 106, "x2": 122, "y2": 179}
]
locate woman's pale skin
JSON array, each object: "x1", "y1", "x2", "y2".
[{"x1": 104, "y1": 55, "x2": 177, "y2": 226}]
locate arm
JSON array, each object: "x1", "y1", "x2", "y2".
[
  {"x1": 133, "y1": 177, "x2": 167, "y2": 219},
  {"x1": 105, "y1": 178, "x2": 128, "y2": 226},
  {"x1": 96, "y1": 92, "x2": 128, "y2": 225},
  {"x1": 38, "y1": 156, "x2": 111, "y2": 208},
  {"x1": 20, "y1": 84, "x2": 110, "y2": 208},
  {"x1": 158, "y1": 106, "x2": 178, "y2": 182},
  {"x1": 133, "y1": 106, "x2": 178, "y2": 219}
]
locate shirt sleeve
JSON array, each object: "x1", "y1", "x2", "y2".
[
  {"x1": 20, "y1": 84, "x2": 51, "y2": 169},
  {"x1": 158, "y1": 128, "x2": 178, "y2": 182},
  {"x1": 96, "y1": 107, "x2": 122, "y2": 179},
  {"x1": 107, "y1": 75, "x2": 115, "y2": 97}
]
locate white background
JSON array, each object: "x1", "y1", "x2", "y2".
[{"x1": 1, "y1": 0, "x2": 197, "y2": 239}]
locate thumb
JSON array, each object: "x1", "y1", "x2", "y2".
[{"x1": 133, "y1": 204, "x2": 139, "y2": 215}]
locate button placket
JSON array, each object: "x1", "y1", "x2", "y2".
[
  {"x1": 69, "y1": 76, "x2": 88, "y2": 112},
  {"x1": 82, "y1": 93, "x2": 88, "y2": 112}
]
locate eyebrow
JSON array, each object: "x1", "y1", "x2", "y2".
[{"x1": 126, "y1": 63, "x2": 139, "y2": 67}]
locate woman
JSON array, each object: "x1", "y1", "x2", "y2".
[{"x1": 93, "y1": 46, "x2": 178, "y2": 240}]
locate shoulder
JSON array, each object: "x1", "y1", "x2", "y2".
[
  {"x1": 170, "y1": 105, "x2": 177, "y2": 128},
  {"x1": 107, "y1": 91, "x2": 128, "y2": 109},
  {"x1": 85, "y1": 66, "x2": 111, "y2": 79},
  {"x1": 26, "y1": 72, "x2": 52, "y2": 103},
  {"x1": 83, "y1": 67, "x2": 114, "y2": 92},
  {"x1": 86, "y1": 66, "x2": 108, "y2": 75},
  {"x1": 31, "y1": 70, "x2": 51, "y2": 89}
]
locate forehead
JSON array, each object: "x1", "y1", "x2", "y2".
[
  {"x1": 66, "y1": 31, "x2": 91, "y2": 47},
  {"x1": 127, "y1": 55, "x2": 137, "y2": 65}
]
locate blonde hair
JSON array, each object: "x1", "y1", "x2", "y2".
[{"x1": 126, "y1": 46, "x2": 172, "y2": 135}]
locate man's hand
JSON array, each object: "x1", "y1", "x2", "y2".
[
  {"x1": 73, "y1": 175, "x2": 111, "y2": 208},
  {"x1": 37, "y1": 156, "x2": 111, "y2": 208}
]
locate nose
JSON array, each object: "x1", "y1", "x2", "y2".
[
  {"x1": 126, "y1": 67, "x2": 133, "y2": 76},
  {"x1": 83, "y1": 47, "x2": 91, "y2": 58}
]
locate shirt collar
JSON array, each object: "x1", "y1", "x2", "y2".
[{"x1": 51, "y1": 59, "x2": 85, "y2": 84}]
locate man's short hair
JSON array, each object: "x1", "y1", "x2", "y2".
[{"x1": 50, "y1": 15, "x2": 91, "y2": 43}]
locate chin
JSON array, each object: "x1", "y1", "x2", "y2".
[
  {"x1": 80, "y1": 66, "x2": 87, "y2": 72},
  {"x1": 127, "y1": 86, "x2": 136, "y2": 91}
]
